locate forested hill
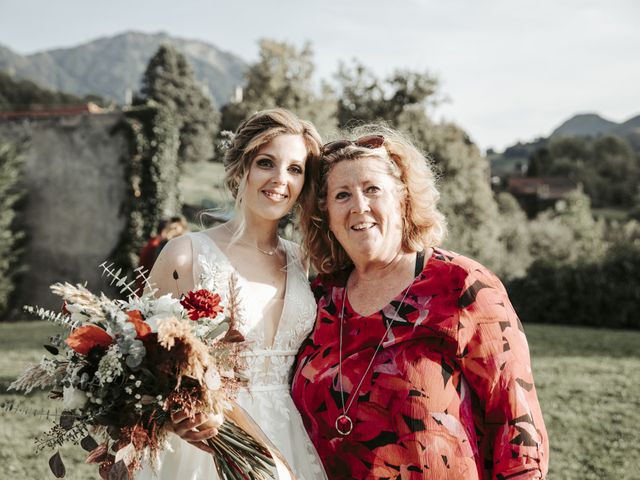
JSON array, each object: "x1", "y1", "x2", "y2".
[
  {"x1": 0, "y1": 31, "x2": 247, "y2": 107},
  {"x1": 491, "y1": 111, "x2": 640, "y2": 171}
]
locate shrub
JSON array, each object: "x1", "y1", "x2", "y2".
[{"x1": 508, "y1": 242, "x2": 640, "y2": 329}]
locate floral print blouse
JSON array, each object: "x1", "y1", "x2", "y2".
[{"x1": 291, "y1": 249, "x2": 548, "y2": 479}]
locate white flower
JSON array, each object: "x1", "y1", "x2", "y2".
[
  {"x1": 63, "y1": 386, "x2": 88, "y2": 410},
  {"x1": 96, "y1": 344, "x2": 124, "y2": 386},
  {"x1": 64, "y1": 303, "x2": 83, "y2": 314},
  {"x1": 123, "y1": 296, "x2": 147, "y2": 315},
  {"x1": 145, "y1": 312, "x2": 175, "y2": 333},
  {"x1": 151, "y1": 295, "x2": 182, "y2": 316},
  {"x1": 70, "y1": 312, "x2": 88, "y2": 324},
  {"x1": 204, "y1": 369, "x2": 222, "y2": 391}
]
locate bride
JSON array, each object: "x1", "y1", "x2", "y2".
[{"x1": 137, "y1": 109, "x2": 327, "y2": 479}]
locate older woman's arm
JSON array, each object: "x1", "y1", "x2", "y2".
[{"x1": 455, "y1": 262, "x2": 549, "y2": 479}]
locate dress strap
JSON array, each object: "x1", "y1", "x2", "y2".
[
  {"x1": 280, "y1": 238, "x2": 303, "y2": 275},
  {"x1": 187, "y1": 232, "x2": 209, "y2": 287},
  {"x1": 188, "y1": 231, "x2": 230, "y2": 289}
]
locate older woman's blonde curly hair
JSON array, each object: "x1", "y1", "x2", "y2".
[{"x1": 300, "y1": 125, "x2": 447, "y2": 274}]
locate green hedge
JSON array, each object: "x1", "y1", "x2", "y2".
[{"x1": 508, "y1": 242, "x2": 640, "y2": 329}]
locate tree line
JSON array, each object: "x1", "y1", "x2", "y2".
[
  {"x1": 138, "y1": 41, "x2": 640, "y2": 329},
  {"x1": 1, "y1": 40, "x2": 638, "y2": 328},
  {"x1": 527, "y1": 134, "x2": 640, "y2": 211}
]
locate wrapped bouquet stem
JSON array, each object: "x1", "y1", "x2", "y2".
[{"x1": 208, "y1": 404, "x2": 295, "y2": 480}]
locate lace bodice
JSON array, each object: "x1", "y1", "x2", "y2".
[{"x1": 189, "y1": 231, "x2": 317, "y2": 388}]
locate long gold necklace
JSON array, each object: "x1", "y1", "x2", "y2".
[{"x1": 335, "y1": 275, "x2": 418, "y2": 436}]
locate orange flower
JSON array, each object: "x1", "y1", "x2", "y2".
[
  {"x1": 65, "y1": 325, "x2": 113, "y2": 355},
  {"x1": 126, "y1": 310, "x2": 152, "y2": 339}
]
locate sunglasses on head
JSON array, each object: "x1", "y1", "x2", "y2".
[{"x1": 321, "y1": 134, "x2": 385, "y2": 156}]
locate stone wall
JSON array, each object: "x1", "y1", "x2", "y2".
[{"x1": 0, "y1": 112, "x2": 129, "y2": 310}]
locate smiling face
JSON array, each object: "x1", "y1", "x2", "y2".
[
  {"x1": 242, "y1": 133, "x2": 308, "y2": 223},
  {"x1": 326, "y1": 155, "x2": 405, "y2": 266}
]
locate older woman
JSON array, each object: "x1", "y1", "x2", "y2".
[{"x1": 291, "y1": 128, "x2": 548, "y2": 479}]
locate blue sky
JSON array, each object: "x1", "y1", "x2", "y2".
[{"x1": 1, "y1": 0, "x2": 638, "y2": 151}]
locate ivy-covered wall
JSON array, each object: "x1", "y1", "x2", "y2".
[
  {"x1": 0, "y1": 113, "x2": 129, "y2": 312},
  {"x1": 0, "y1": 140, "x2": 26, "y2": 316},
  {"x1": 0, "y1": 107, "x2": 182, "y2": 314}
]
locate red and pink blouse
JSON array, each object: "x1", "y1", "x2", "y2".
[{"x1": 291, "y1": 249, "x2": 548, "y2": 479}]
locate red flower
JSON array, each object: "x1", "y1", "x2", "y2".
[
  {"x1": 126, "y1": 310, "x2": 152, "y2": 339},
  {"x1": 180, "y1": 289, "x2": 224, "y2": 320},
  {"x1": 65, "y1": 325, "x2": 113, "y2": 355}
]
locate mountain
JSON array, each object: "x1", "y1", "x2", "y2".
[
  {"x1": 617, "y1": 114, "x2": 640, "y2": 131},
  {"x1": 0, "y1": 31, "x2": 247, "y2": 107},
  {"x1": 551, "y1": 113, "x2": 618, "y2": 138},
  {"x1": 491, "y1": 112, "x2": 640, "y2": 178},
  {"x1": 550, "y1": 112, "x2": 640, "y2": 150},
  {"x1": 615, "y1": 115, "x2": 640, "y2": 150}
]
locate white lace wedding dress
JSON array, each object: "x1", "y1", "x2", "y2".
[{"x1": 137, "y1": 232, "x2": 327, "y2": 480}]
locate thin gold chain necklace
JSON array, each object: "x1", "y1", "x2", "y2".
[
  {"x1": 335, "y1": 275, "x2": 418, "y2": 436},
  {"x1": 221, "y1": 223, "x2": 280, "y2": 256},
  {"x1": 255, "y1": 241, "x2": 279, "y2": 256}
]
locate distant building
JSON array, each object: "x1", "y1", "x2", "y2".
[
  {"x1": 232, "y1": 86, "x2": 243, "y2": 103},
  {"x1": 507, "y1": 177, "x2": 578, "y2": 217}
]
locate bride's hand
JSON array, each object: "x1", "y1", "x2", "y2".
[{"x1": 170, "y1": 410, "x2": 224, "y2": 443}]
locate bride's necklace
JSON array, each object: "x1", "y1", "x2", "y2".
[
  {"x1": 335, "y1": 274, "x2": 418, "y2": 436},
  {"x1": 222, "y1": 224, "x2": 279, "y2": 256},
  {"x1": 255, "y1": 241, "x2": 279, "y2": 256}
]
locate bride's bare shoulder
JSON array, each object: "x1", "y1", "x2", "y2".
[
  {"x1": 157, "y1": 234, "x2": 193, "y2": 267},
  {"x1": 148, "y1": 234, "x2": 194, "y2": 296}
]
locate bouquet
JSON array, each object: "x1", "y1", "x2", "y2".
[{"x1": 7, "y1": 263, "x2": 281, "y2": 479}]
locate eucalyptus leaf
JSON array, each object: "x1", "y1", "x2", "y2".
[
  {"x1": 107, "y1": 459, "x2": 129, "y2": 480},
  {"x1": 206, "y1": 320, "x2": 230, "y2": 340},
  {"x1": 80, "y1": 435, "x2": 99, "y2": 452},
  {"x1": 49, "y1": 451, "x2": 66, "y2": 478},
  {"x1": 59, "y1": 410, "x2": 75, "y2": 430},
  {"x1": 44, "y1": 344, "x2": 59, "y2": 355}
]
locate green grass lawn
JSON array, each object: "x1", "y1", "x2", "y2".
[
  {"x1": 1, "y1": 322, "x2": 639, "y2": 479},
  {"x1": 0, "y1": 322, "x2": 95, "y2": 479}
]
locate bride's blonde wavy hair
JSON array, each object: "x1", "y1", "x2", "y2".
[{"x1": 300, "y1": 125, "x2": 447, "y2": 274}]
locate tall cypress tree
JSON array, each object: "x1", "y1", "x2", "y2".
[{"x1": 140, "y1": 44, "x2": 219, "y2": 163}]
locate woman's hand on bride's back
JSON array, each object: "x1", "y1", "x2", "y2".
[{"x1": 170, "y1": 409, "x2": 224, "y2": 443}]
